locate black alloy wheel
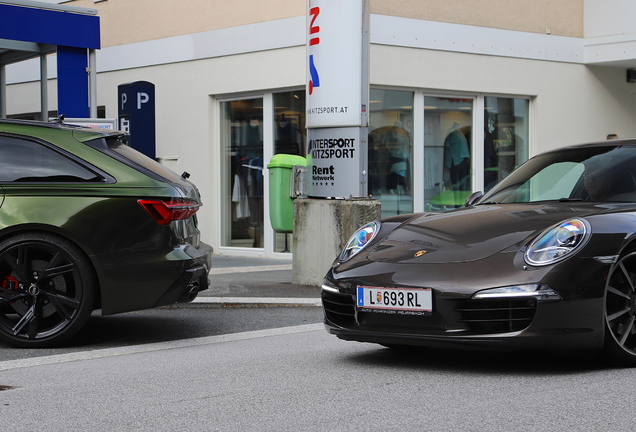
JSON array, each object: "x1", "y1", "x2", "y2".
[
  {"x1": 605, "y1": 250, "x2": 636, "y2": 366},
  {"x1": 0, "y1": 233, "x2": 95, "y2": 347}
]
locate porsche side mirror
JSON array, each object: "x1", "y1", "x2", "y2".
[{"x1": 465, "y1": 191, "x2": 484, "y2": 207}]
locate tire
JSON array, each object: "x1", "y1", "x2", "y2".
[
  {"x1": 604, "y1": 250, "x2": 636, "y2": 366},
  {"x1": 0, "y1": 233, "x2": 95, "y2": 348}
]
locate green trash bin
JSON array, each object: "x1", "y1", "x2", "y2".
[{"x1": 267, "y1": 154, "x2": 306, "y2": 233}]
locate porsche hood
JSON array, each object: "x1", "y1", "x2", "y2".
[{"x1": 366, "y1": 204, "x2": 605, "y2": 264}]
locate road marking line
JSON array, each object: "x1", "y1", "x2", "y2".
[{"x1": 0, "y1": 323, "x2": 324, "y2": 371}]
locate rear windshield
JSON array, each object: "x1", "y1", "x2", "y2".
[{"x1": 85, "y1": 135, "x2": 185, "y2": 184}]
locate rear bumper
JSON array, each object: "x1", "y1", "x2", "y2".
[
  {"x1": 153, "y1": 241, "x2": 214, "y2": 307},
  {"x1": 97, "y1": 241, "x2": 214, "y2": 315}
]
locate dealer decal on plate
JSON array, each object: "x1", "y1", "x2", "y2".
[{"x1": 357, "y1": 286, "x2": 432, "y2": 314}]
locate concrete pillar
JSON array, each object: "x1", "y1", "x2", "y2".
[{"x1": 293, "y1": 198, "x2": 381, "y2": 286}]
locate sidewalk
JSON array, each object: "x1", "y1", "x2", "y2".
[{"x1": 189, "y1": 255, "x2": 323, "y2": 308}]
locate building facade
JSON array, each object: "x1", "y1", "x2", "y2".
[{"x1": 4, "y1": 0, "x2": 636, "y2": 259}]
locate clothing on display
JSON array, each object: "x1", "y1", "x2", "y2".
[
  {"x1": 444, "y1": 122, "x2": 470, "y2": 190},
  {"x1": 368, "y1": 124, "x2": 412, "y2": 193},
  {"x1": 229, "y1": 116, "x2": 264, "y2": 247},
  {"x1": 275, "y1": 114, "x2": 303, "y2": 155}
]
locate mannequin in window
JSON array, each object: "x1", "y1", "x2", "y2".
[
  {"x1": 275, "y1": 114, "x2": 302, "y2": 155},
  {"x1": 444, "y1": 122, "x2": 470, "y2": 196},
  {"x1": 385, "y1": 121, "x2": 411, "y2": 194}
]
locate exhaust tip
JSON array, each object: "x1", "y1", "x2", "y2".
[
  {"x1": 177, "y1": 280, "x2": 199, "y2": 303},
  {"x1": 186, "y1": 283, "x2": 199, "y2": 302}
]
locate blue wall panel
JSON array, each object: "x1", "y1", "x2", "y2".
[
  {"x1": 0, "y1": 4, "x2": 100, "y2": 49},
  {"x1": 57, "y1": 46, "x2": 89, "y2": 118}
]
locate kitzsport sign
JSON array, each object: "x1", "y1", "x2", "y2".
[{"x1": 307, "y1": 127, "x2": 365, "y2": 198}]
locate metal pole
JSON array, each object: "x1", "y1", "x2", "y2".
[
  {"x1": 89, "y1": 49, "x2": 97, "y2": 118},
  {"x1": 0, "y1": 64, "x2": 6, "y2": 119},
  {"x1": 40, "y1": 53, "x2": 48, "y2": 120}
]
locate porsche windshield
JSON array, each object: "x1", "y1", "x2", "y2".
[{"x1": 478, "y1": 145, "x2": 636, "y2": 204}]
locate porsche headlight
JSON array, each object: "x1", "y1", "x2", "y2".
[
  {"x1": 339, "y1": 221, "x2": 379, "y2": 263},
  {"x1": 524, "y1": 218, "x2": 590, "y2": 266}
]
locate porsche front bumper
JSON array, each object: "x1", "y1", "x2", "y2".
[{"x1": 322, "y1": 253, "x2": 610, "y2": 351}]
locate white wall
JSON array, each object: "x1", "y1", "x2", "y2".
[{"x1": 585, "y1": 0, "x2": 636, "y2": 38}]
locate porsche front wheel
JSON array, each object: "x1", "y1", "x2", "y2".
[
  {"x1": 604, "y1": 250, "x2": 636, "y2": 367},
  {"x1": 0, "y1": 233, "x2": 95, "y2": 348}
]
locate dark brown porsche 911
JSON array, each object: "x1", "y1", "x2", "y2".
[{"x1": 322, "y1": 139, "x2": 636, "y2": 366}]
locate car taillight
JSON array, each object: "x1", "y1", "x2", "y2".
[{"x1": 138, "y1": 199, "x2": 201, "y2": 225}]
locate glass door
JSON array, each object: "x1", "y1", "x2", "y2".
[
  {"x1": 483, "y1": 97, "x2": 529, "y2": 192},
  {"x1": 423, "y1": 97, "x2": 473, "y2": 211},
  {"x1": 220, "y1": 98, "x2": 264, "y2": 248},
  {"x1": 368, "y1": 89, "x2": 414, "y2": 218}
]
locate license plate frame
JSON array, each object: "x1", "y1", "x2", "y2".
[{"x1": 356, "y1": 286, "x2": 432, "y2": 314}]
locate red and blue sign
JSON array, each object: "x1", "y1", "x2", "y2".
[
  {"x1": 306, "y1": 0, "x2": 366, "y2": 129},
  {"x1": 308, "y1": 6, "x2": 320, "y2": 95}
]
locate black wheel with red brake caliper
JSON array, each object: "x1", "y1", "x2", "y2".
[{"x1": 0, "y1": 233, "x2": 95, "y2": 347}]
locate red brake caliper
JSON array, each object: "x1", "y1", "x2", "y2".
[
  {"x1": 2, "y1": 276, "x2": 20, "y2": 304},
  {"x1": 2, "y1": 276, "x2": 19, "y2": 291}
]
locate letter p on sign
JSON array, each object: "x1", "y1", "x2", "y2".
[{"x1": 137, "y1": 92, "x2": 149, "y2": 109}]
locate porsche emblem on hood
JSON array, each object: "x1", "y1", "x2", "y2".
[{"x1": 414, "y1": 250, "x2": 427, "y2": 257}]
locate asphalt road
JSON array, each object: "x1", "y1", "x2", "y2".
[
  {"x1": 1, "y1": 326, "x2": 633, "y2": 431},
  {"x1": 1, "y1": 264, "x2": 633, "y2": 431},
  {"x1": 0, "y1": 306, "x2": 324, "y2": 361}
]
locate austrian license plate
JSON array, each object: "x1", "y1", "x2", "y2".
[{"x1": 357, "y1": 286, "x2": 432, "y2": 313}]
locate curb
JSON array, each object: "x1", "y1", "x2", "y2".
[
  {"x1": 197, "y1": 265, "x2": 318, "y2": 308},
  {"x1": 209, "y1": 265, "x2": 292, "y2": 275}
]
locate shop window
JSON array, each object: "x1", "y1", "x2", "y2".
[
  {"x1": 424, "y1": 97, "x2": 473, "y2": 211},
  {"x1": 220, "y1": 98, "x2": 264, "y2": 248},
  {"x1": 484, "y1": 97, "x2": 529, "y2": 192},
  {"x1": 368, "y1": 89, "x2": 414, "y2": 217}
]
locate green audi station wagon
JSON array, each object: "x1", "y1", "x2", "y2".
[{"x1": 0, "y1": 118, "x2": 213, "y2": 347}]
